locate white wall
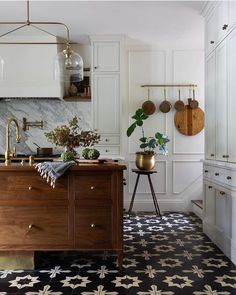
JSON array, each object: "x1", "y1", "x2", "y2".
[{"x1": 123, "y1": 48, "x2": 204, "y2": 212}]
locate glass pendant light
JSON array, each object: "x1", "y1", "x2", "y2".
[{"x1": 54, "y1": 43, "x2": 83, "y2": 83}]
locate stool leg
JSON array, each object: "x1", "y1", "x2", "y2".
[
  {"x1": 128, "y1": 174, "x2": 140, "y2": 214},
  {"x1": 147, "y1": 174, "x2": 162, "y2": 217}
]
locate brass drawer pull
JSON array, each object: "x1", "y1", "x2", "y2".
[
  {"x1": 208, "y1": 186, "x2": 212, "y2": 189},
  {"x1": 204, "y1": 170, "x2": 209, "y2": 173},
  {"x1": 28, "y1": 186, "x2": 33, "y2": 190},
  {"x1": 91, "y1": 223, "x2": 95, "y2": 228},
  {"x1": 223, "y1": 155, "x2": 229, "y2": 158},
  {"x1": 227, "y1": 176, "x2": 232, "y2": 180},
  {"x1": 90, "y1": 186, "x2": 95, "y2": 190},
  {"x1": 210, "y1": 154, "x2": 215, "y2": 157},
  {"x1": 220, "y1": 191, "x2": 225, "y2": 195},
  {"x1": 215, "y1": 173, "x2": 219, "y2": 176}
]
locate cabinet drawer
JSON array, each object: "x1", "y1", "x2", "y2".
[
  {"x1": 203, "y1": 165, "x2": 213, "y2": 179},
  {"x1": 0, "y1": 206, "x2": 70, "y2": 247},
  {"x1": 74, "y1": 173, "x2": 111, "y2": 199},
  {"x1": 75, "y1": 205, "x2": 112, "y2": 249},
  {"x1": 224, "y1": 169, "x2": 236, "y2": 188},
  {"x1": 98, "y1": 146, "x2": 120, "y2": 155},
  {"x1": 0, "y1": 173, "x2": 68, "y2": 200},
  {"x1": 98, "y1": 135, "x2": 120, "y2": 145}
]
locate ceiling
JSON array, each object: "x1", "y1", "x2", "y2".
[{"x1": 0, "y1": 1, "x2": 204, "y2": 48}]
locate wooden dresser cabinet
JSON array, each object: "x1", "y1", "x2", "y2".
[{"x1": 0, "y1": 163, "x2": 125, "y2": 268}]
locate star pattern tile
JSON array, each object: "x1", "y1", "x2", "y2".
[{"x1": 0, "y1": 212, "x2": 235, "y2": 294}]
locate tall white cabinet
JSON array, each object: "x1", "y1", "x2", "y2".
[
  {"x1": 90, "y1": 37, "x2": 123, "y2": 157},
  {"x1": 203, "y1": 1, "x2": 236, "y2": 264}
]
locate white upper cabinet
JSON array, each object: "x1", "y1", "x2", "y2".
[
  {"x1": 215, "y1": 40, "x2": 228, "y2": 161},
  {"x1": 229, "y1": 1, "x2": 236, "y2": 29},
  {"x1": 215, "y1": 1, "x2": 229, "y2": 42},
  {"x1": 93, "y1": 41, "x2": 120, "y2": 72},
  {"x1": 227, "y1": 28, "x2": 236, "y2": 163},
  {"x1": 93, "y1": 73, "x2": 120, "y2": 134},
  {"x1": 205, "y1": 52, "x2": 216, "y2": 160},
  {"x1": 205, "y1": 8, "x2": 217, "y2": 56}
]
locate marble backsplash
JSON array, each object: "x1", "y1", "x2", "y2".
[{"x1": 0, "y1": 99, "x2": 91, "y2": 155}]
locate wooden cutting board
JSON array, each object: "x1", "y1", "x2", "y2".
[{"x1": 174, "y1": 105, "x2": 205, "y2": 136}]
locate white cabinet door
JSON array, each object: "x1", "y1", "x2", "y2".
[
  {"x1": 205, "y1": 9, "x2": 217, "y2": 56},
  {"x1": 205, "y1": 52, "x2": 216, "y2": 160},
  {"x1": 227, "y1": 28, "x2": 236, "y2": 163},
  {"x1": 215, "y1": 40, "x2": 228, "y2": 161},
  {"x1": 93, "y1": 73, "x2": 120, "y2": 134},
  {"x1": 229, "y1": 1, "x2": 236, "y2": 30},
  {"x1": 204, "y1": 184, "x2": 215, "y2": 226},
  {"x1": 215, "y1": 190, "x2": 230, "y2": 236},
  {"x1": 93, "y1": 42, "x2": 120, "y2": 72},
  {"x1": 216, "y1": 1, "x2": 229, "y2": 42}
]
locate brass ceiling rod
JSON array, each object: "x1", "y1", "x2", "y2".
[
  {"x1": 0, "y1": 0, "x2": 73, "y2": 45},
  {"x1": 141, "y1": 84, "x2": 197, "y2": 88}
]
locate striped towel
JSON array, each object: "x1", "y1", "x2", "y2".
[{"x1": 34, "y1": 161, "x2": 75, "y2": 188}]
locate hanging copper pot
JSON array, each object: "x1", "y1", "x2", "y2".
[
  {"x1": 142, "y1": 88, "x2": 156, "y2": 115},
  {"x1": 159, "y1": 88, "x2": 172, "y2": 113},
  {"x1": 174, "y1": 89, "x2": 185, "y2": 111}
]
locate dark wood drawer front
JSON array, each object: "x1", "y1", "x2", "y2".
[
  {"x1": 0, "y1": 206, "x2": 70, "y2": 248},
  {"x1": 0, "y1": 173, "x2": 68, "y2": 200},
  {"x1": 75, "y1": 205, "x2": 112, "y2": 249},
  {"x1": 74, "y1": 173, "x2": 111, "y2": 199}
]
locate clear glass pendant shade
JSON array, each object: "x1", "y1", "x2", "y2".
[
  {"x1": 54, "y1": 45, "x2": 83, "y2": 83},
  {"x1": 0, "y1": 56, "x2": 5, "y2": 80}
]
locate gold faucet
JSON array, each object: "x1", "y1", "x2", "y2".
[{"x1": 5, "y1": 118, "x2": 21, "y2": 165}]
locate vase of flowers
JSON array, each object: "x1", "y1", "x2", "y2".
[
  {"x1": 127, "y1": 108, "x2": 169, "y2": 170},
  {"x1": 45, "y1": 116, "x2": 100, "y2": 161}
]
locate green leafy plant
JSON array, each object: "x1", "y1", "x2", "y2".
[
  {"x1": 45, "y1": 116, "x2": 100, "y2": 152},
  {"x1": 127, "y1": 108, "x2": 169, "y2": 155}
]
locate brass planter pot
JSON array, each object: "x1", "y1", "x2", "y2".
[{"x1": 135, "y1": 152, "x2": 155, "y2": 170}]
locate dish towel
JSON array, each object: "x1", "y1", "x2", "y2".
[{"x1": 34, "y1": 161, "x2": 75, "y2": 188}]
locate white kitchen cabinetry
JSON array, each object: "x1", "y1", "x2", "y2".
[
  {"x1": 90, "y1": 37, "x2": 123, "y2": 157},
  {"x1": 93, "y1": 42, "x2": 120, "y2": 72},
  {"x1": 215, "y1": 1, "x2": 229, "y2": 42},
  {"x1": 205, "y1": 52, "x2": 216, "y2": 160},
  {"x1": 205, "y1": 8, "x2": 217, "y2": 57},
  {"x1": 215, "y1": 40, "x2": 228, "y2": 161},
  {"x1": 203, "y1": 162, "x2": 235, "y2": 263}
]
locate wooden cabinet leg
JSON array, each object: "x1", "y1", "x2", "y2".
[{"x1": 117, "y1": 250, "x2": 123, "y2": 272}]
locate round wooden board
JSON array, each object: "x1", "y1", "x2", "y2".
[{"x1": 174, "y1": 105, "x2": 205, "y2": 136}]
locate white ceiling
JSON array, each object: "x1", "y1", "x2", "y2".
[{"x1": 0, "y1": 1, "x2": 204, "y2": 48}]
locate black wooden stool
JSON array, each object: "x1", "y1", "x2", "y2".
[{"x1": 128, "y1": 169, "x2": 161, "y2": 216}]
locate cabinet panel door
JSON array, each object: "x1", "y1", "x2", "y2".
[
  {"x1": 216, "y1": 1, "x2": 229, "y2": 42},
  {"x1": 215, "y1": 40, "x2": 228, "y2": 161},
  {"x1": 205, "y1": 52, "x2": 216, "y2": 160},
  {"x1": 215, "y1": 190, "x2": 230, "y2": 236},
  {"x1": 227, "y1": 28, "x2": 236, "y2": 163},
  {"x1": 93, "y1": 42, "x2": 120, "y2": 72},
  {"x1": 229, "y1": 1, "x2": 236, "y2": 30},
  {"x1": 93, "y1": 74, "x2": 120, "y2": 134},
  {"x1": 204, "y1": 184, "x2": 215, "y2": 225},
  {"x1": 205, "y1": 9, "x2": 217, "y2": 56}
]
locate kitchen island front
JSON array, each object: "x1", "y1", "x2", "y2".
[{"x1": 0, "y1": 162, "x2": 126, "y2": 269}]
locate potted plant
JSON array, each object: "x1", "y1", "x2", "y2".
[
  {"x1": 45, "y1": 116, "x2": 100, "y2": 161},
  {"x1": 127, "y1": 108, "x2": 169, "y2": 170}
]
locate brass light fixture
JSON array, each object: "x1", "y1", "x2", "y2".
[{"x1": 0, "y1": 0, "x2": 83, "y2": 82}]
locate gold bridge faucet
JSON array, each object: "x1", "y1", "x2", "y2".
[{"x1": 5, "y1": 118, "x2": 21, "y2": 166}]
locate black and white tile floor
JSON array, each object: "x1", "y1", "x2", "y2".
[{"x1": 1, "y1": 212, "x2": 236, "y2": 295}]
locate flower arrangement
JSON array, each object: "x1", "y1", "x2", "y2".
[
  {"x1": 127, "y1": 108, "x2": 169, "y2": 155},
  {"x1": 45, "y1": 117, "x2": 100, "y2": 157}
]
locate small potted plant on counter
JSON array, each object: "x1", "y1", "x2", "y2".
[
  {"x1": 45, "y1": 116, "x2": 100, "y2": 161},
  {"x1": 127, "y1": 108, "x2": 169, "y2": 170}
]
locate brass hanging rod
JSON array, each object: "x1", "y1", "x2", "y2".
[{"x1": 141, "y1": 84, "x2": 197, "y2": 88}]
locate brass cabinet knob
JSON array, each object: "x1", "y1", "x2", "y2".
[
  {"x1": 220, "y1": 191, "x2": 225, "y2": 195},
  {"x1": 210, "y1": 154, "x2": 215, "y2": 157},
  {"x1": 204, "y1": 170, "x2": 209, "y2": 173},
  {"x1": 90, "y1": 223, "x2": 95, "y2": 228},
  {"x1": 227, "y1": 176, "x2": 232, "y2": 180},
  {"x1": 208, "y1": 186, "x2": 212, "y2": 189},
  {"x1": 223, "y1": 155, "x2": 229, "y2": 158},
  {"x1": 28, "y1": 186, "x2": 32, "y2": 190},
  {"x1": 94, "y1": 66, "x2": 98, "y2": 69},
  {"x1": 90, "y1": 186, "x2": 95, "y2": 190},
  {"x1": 105, "y1": 138, "x2": 110, "y2": 142},
  {"x1": 215, "y1": 173, "x2": 219, "y2": 176},
  {"x1": 210, "y1": 40, "x2": 215, "y2": 44},
  {"x1": 105, "y1": 149, "x2": 110, "y2": 153}
]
